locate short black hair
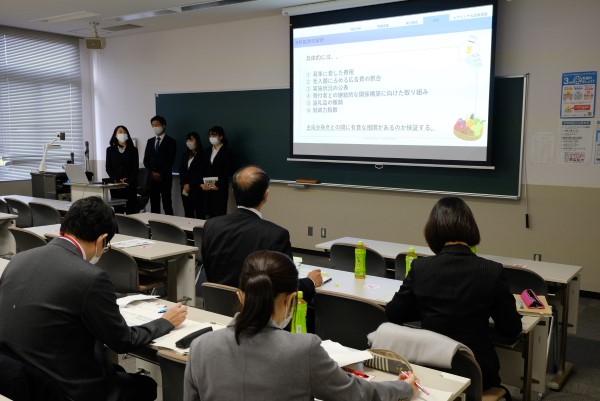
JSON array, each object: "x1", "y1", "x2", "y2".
[
  {"x1": 232, "y1": 166, "x2": 269, "y2": 208},
  {"x1": 150, "y1": 115, "x2": 166, "y2": 126},
  {"x1": 60, "y1": 197, "x2": 117, "y2": 243},
  {"x1": 423, "y1": 196, "x2": 480, "y2": 254}
]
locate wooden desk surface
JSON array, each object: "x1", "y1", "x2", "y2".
[
  {"x1": 316, "y1": 236, "x2": 582, "y2": 284},
  {"x1": 134, "y1": 212, "x2": 205, "y2": 232}
]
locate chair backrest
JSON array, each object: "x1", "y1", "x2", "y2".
[
  {"x1": 502, "y1": 266, "x2": 548, "y2": 296},
  {"x1": 156, "y1": 350, "x2": 187, "y2": 401},
  {"x1": 29, "y1": 202, "x2": 62, "y2": 226},
  {"x1": 136, "y1": 168, "x2": 151, "y2": 211},
  {"x1": 192, "y1": 226, "x2": 203, "y2": 264},
  {"x1": 8, "y1": 227, "x2": 47, "y2": 253},
  {"x1": 314, "y1": 292, "x2": 387, "y2": 350},
  {"x1": 201, "y1": 282, "x2": 239, "y2": 317},
  {"x1": 5, "y1": 198, "x2": 33, "y2": 228},
  {"x1": 0, "y1": 198, "x2": 8, "y2": 213},
  {"x1": 149, "y1": 220, "x2": 188, "y2": 245},
  {"x1": 96, "y1": 248, "x2": 139, "y2": 293},
  {"x1": 394, "y1": 253, "x2": 406, "y2": 280},
  {"x1": 330, "y1": 243, "x2": 387, "y2": 277},
  {"x1": 115, "y1": 214, "x2": 151, "y2": 238}
]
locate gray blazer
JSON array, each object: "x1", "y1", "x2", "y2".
[
  {"x1": 0, "y1": 238, "x2": 174, "y2": 401},
  {"x1": 184, "y1": 318, "x2": 413, "y2": 401}
]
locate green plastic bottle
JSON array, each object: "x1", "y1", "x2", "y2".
[
  {"x1": 355, "y1": 241, "x2": 366, "y2": 279},
  {"x1": 291, "y1": 291, "x2": 307, "y2": 333},
  {"x1": 405, "y1": 247, "x2": 417, "y2": 278}
]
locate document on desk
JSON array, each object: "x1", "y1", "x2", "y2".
[
  {"x1": 152, "y1": 321, "x2": 226, "y2": 354},
  {"x1": 320, "y1": 340, "x2": 372, "y2": 367},
  {"x1": 117, "y1": 294, "x2": 160, "y2": 307},
  {"x1": 112, "y1": 239, "x2": 155, "y2": 249},
  {"x1": 120, "y1": 300, "x2": 167, "y2": 326}
]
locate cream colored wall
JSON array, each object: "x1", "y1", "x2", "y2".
[
  {"x1": 0, "y1": 181, "x2": 32, "y2": 197},
  {"x1": 82, "y1": 1, "x2": 600, "y2": 292}
]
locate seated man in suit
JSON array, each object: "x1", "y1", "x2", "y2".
[
  {"x1": 0, "y1": 196, "x2": 188, "y2": 401},
  {"x1": 202, "y1": 165, "x2": 323, "y2": 301}
]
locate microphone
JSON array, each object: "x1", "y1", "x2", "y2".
[
  {"x1": 70, "y1": 152, "x2": 75, "y2": 164},
  {"x1": 85, "y1": 141, "x2": 89, "y2": 157}
]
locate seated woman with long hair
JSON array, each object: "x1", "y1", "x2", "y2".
[{"x1": 184, "y1": 250, "x2": 417, "y2": 401}]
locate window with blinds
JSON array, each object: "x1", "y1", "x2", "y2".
[{"x1": 0, "y1": 26, "x2": 83, "y2": 181}]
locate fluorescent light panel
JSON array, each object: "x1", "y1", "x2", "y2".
[{"x1": 33, "y1": 11, "x2": 100, "y2": 24}]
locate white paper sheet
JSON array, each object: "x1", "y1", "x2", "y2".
[
  {"x1": 116, "y1": 294, "x2": 160, "y2": 307},
  {"x1": 320, "y1": 340, "x2": 373, "y2": 367},
  {"x1": 112, "y1": 239, "x2": 155, "y2": 249}
]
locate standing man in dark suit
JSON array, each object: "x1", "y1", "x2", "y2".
[
  {"x1": 0, "y1": 196, "x2": 188, "y2": 401},
  {"x1": 143, "y1": 115, "x2": 176, "y2": 215},
  {"x1": 202, "y1": 165, "x2": 323, "y2": 301}
]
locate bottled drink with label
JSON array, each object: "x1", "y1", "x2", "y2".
[
  {"x1": 405, "y1": 247, "x2": 418, "y2": 278},
  {"x1": 355, "y1": 241, "x2": 366, "y2": 279},
  {"x1": 291, "y1": 291, "x2": 307, "y2": 334}
]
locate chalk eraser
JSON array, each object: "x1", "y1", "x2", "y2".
[{"x1": 295, "y1": 179, "x2": 320, "y2": 184}]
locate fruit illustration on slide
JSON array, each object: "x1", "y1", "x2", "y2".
[{"x1": 453, "y1": 114, "x2": 484, "y2": 141}]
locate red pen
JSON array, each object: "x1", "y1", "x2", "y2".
[{"x1": 342, "y1": 367, "x2": 369, "y2": 378}]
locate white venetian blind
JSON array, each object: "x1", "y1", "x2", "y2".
[{"x1": 0, "y1": 25, "x2": 83, "y2": 181}]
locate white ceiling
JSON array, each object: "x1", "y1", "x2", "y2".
[{"x1": 0, "y1": 0, "x2": 337, "y2": 38}]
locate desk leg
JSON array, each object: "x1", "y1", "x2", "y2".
[
  {"x1": 548, "y1": 283, "x2": 574, "y2": 390},
  {"x1": 522, "y1": 330, "x2": 534, "y2": 401},
  {"x1": 166, "y1": 254, "x2": 196, "y2": 307}
]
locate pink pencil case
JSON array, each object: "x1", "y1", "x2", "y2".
[{"x1": 521, "y1": 289, "x2": 543, "y2": 309}]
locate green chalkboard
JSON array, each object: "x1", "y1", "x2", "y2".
[{"x1": 156, "y1": 76, "x2": 525, "y2": 198}]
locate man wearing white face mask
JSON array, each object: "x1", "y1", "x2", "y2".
[
  {"x1": 0, "y1": 196, "x2": 188, "y2": 401},
  {"x1": 143, "y1": 115, "x2": 177, "y2": 215}
]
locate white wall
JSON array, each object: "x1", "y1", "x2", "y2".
[{"x1": 84, "y1": 1, "x2": 600, "y2": 292}]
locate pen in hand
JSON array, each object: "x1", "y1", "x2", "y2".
[
  {"x1": 518, "y1": 299, "x2": 524, "y2": 309},
  {"x1": 342, "y1": 367, "x2": 368, "y2": 378},
  {"x1": 322, "y1": 277, "x2": 332, "y2": 285},
  {"x1": 400, "y1": 370, "x2": 429, "y2": 396}
]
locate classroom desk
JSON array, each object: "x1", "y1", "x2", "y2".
[
  {"x1": 66, "y1": 182, "x2": 126, "y2": 203},
  {"x1": 0, "y1": 194, "x2": 126, "y2": 213},
  {"x1": 124, "y1": 299, "x2": 471, "y2": 401},
  {"x1": 133, "y1": 212, "x2": 205, "y2": 233},
  {"x1": 299, "y1": 262, "x2": 545, "y2": 401},
  {"x1": 316, "y1": 236, "x2": 581, "y2": 391},
  {"x1": 23, "y1": 225, "x2": 198, "y2": 306},
  {"x1": 0, "y1": 213, "x2": 17, "y2": 257}
]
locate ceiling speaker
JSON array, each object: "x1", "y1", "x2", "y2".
[{"x1": 84, "y1": 37, "x2": 106, "y2": 50}]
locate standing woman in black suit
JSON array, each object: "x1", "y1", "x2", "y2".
[
  {"x1": 201, "y1": 126, "x2": 233, "y2": 218},
  {"x1": 179, "y1": 132, "x2": 204, "y2": 218},
  {"x1": 106, "y1": 125, "x2": 139, "y2": 214}
]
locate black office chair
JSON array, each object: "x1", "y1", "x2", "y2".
[
  {"x1": 503, "y1": 266, "x2": 548, "y2": 296},
  {"x1": 0, "y1": 198, "x2": 8, "y2": 214},
  {"x1": 329, "y1": 243, "x2": 387, "y2": 277},
  {"x1": 192, "y1": 226, "x2": 207, "y2": 298},
  {"x1": 156, "y1": 349, "x2": 187, "y2": 401},
  {"x1": 148, "y1": 220, "x2": 188, "y2": 245},
  {"x1": 5, "y1": 198, "x2": 33, "y2": 228},
  {"x1": 136, "y1": 168, "x2": 151, "y2": 212},
  {"x1": 8, "y1": 227, "x2": 47, "y2": 253},
  {"x1": 314, "y1": 291, "x2": 387, "y2": 350},
  {"x1": 96, "y1": 247, "x2": 164, "y2": 294},
  {"x1": 29, "y1": 202, "x2": 62, "y2": 226},
  {"x1": 394, "y1": 253, "x2": 429, "y2": 281},
  {"x1": 115, "y1": 214, "x2": 151, "y2": 238},
  {"x1": 201, "y1": 282, "x2": 239, "y2": 317}
]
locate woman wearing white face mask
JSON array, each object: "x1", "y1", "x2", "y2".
[
  {"x1": 106, "y1": 125, "x2": 140, "y2": 214},
  {"x1": 179, "y1": 131, "x2": 204, "y2": 218},
  {"x1": 184, "y1": 250, "x2": 418, "y2": 401},
  {"x1": 201, "y1": 125, "x2": 233, "y2": 218}
]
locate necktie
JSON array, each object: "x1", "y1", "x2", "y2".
[{"x1": 155, "y1": 137, "x2": 161, "y2": 153}]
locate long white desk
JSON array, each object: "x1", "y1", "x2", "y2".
[
  {"x1": 23, "y1": 224, "x2": 198, "y2": 306},
  {"x1": 1, "y1": 194, "x2": 72, "y2": 213},
  {"x1": 316, "y1": 236, "x2": 580, "y2": 391},
  {"x1": 133, "y1": 212, "x2": 205, "y2": 233},
  {"x1": 0, "y1": 213, "x2": 17, "y2": 257},
  {"x1": 125, "y1": 299, "x2": 471, "y2": 401}
]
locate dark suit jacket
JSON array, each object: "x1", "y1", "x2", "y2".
[
  {"x1": 179, "y1": 152, "x2": 203, "y2": 191},
  {"x1": 0, "y1": 239, "x2": 174, "y2": 401},
  {"x1": 143, "y1": 134, "x2": 176, "y2": 178},
  {"x1": 105, "y1": 144, "x2": 139, "y2": 185},
  {"x1": 201, "y1": 208, "x2": 315, "y2": 300},
  {"x1": 385, "y1": 245, "x2": 522, "y2": 389},
  {"x1": 201, "y1": 145, "x2": 233, "y2": 216}
]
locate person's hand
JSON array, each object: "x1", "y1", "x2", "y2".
[
  {"x1": 161, "y1": 303, "x2": 187, "y2": 328},
  {"x1": 399, "y1": 370, "x2": 419, "y2": 399},
  {"x1": 151, "y1": 172, "x2": 162, "y2": 181},
  {"x1": 183, "y1": 184, "x2": 191, "y2": 192},
  {"x1": 200, "y1": 183, "x2": 209, "y2": 191},
  {"x1": 119, "y1": 178, "x2": 127, "y2": 183},
  {"x1": 307, "y1": 269, "x2": 323, "y2": 287}
]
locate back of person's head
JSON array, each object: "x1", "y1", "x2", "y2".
[
  {"x1": 234, "y1": 250, "x2": 298, "y2": 344},
  {"x1": 60, "y1": 197, "x2": 117, "y2": 243},
  {"x1": 424, "y1": 196, "x2": 480, "y2": 254},
  {"x1": 232, "y1": 165, "x2": 269, "y2": 208},
  {"x1": 150, "y1": 115, "x2": 167, "y2": 127}
]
